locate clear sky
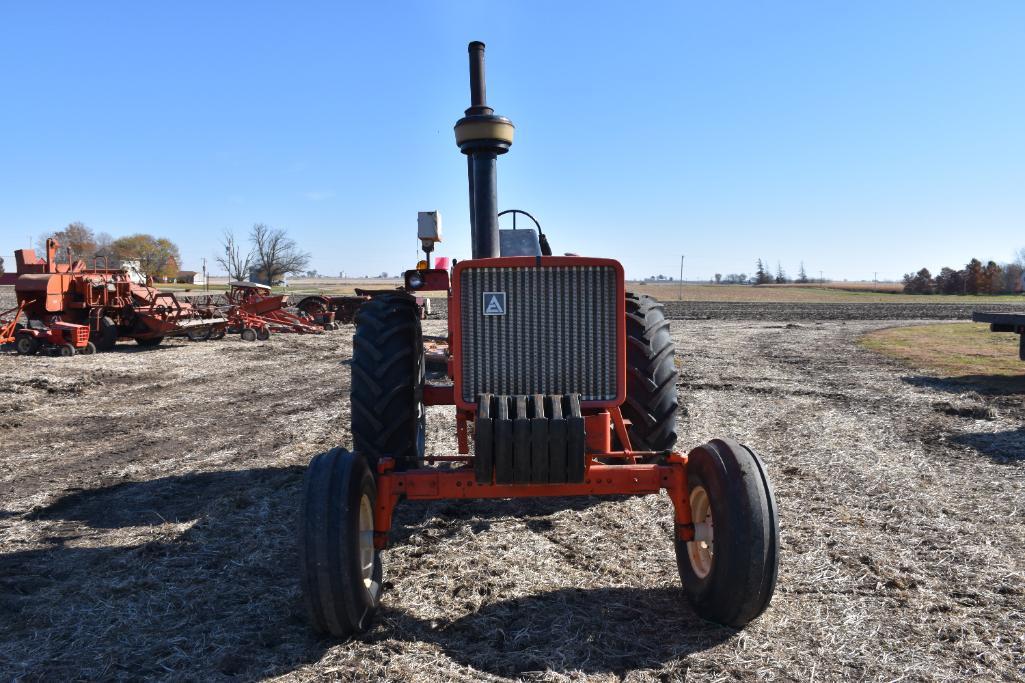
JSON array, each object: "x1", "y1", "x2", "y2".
[{"x1": 1, "y1": 2, "x2": 1022, "y2": 281}]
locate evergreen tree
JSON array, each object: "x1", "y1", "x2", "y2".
[
  {"x1": 774, "y1": 261, "x2": 788, "y2": 284},
  {"x1": 754, "y1": 259, "x2": 772, "y2": 285}
]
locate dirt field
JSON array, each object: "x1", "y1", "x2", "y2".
[
  {"x1": 1, "y1": 318, "x2": 1023, "y2": 681},
  {"x1": 626, "y1": 282, "x2": 1024, "y2": 304}
]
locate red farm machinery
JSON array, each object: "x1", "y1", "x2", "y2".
[
  {"x1": 294, "y1": 289, "x2": 431, "y2": 326},
  {"x1": 189, "y1": 281, "x2": 327, "y2": 342},
  {"x1": 298, "y1": 42, "x2": 779, "y2": 636},
  {"x1": 8, "y1": 239, "x2": 226, "y2": 355}
]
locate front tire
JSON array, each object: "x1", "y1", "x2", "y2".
[
  {"x1": 622, "y1": 293, "x2": 679, "y2": 453},
  {"x1": 351, "y1": 293, "x2": 425, "y2": 471},
  {"x1": 298, "y1": 448, "x2": 382, "y2": 637},
  {"x1": 676, "y1": 438, "x2": 779, "y2": 627}
]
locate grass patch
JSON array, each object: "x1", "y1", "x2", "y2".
[{"x1": 859, "y1": 323, "x2": 1025, "y2": 392}]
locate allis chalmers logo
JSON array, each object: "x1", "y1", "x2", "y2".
[{"x1": 482, "y1": 292, "x2": 506, "y2": 316}]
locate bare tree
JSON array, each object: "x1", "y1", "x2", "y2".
[
  {"x1": 217, "y1": 229, "x2": 254, "y2": 282},
  {"x1": 94, "y1": 231, "x2": 113, "y2": 254},
  {"x1": 249, "y1": 223, "x2": 310, "y2": 285}
]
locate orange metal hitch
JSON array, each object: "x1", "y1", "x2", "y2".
[{"x1": 374, "y1": 454, "x2": 693, "y2": 550}]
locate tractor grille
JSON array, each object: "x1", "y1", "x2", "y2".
[
  {"x1": 458, "y1": 264, "x2": 620, "y2": 403},
  {"x1": 71, "y1": 326, "x2": 89, "y2": 346}
]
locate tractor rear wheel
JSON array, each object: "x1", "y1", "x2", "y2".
[
  {"x1": 622, "y1": 293, "x2": 679, "y2": 453},
  {"x1": 15, "y1": 335, "x2": 39, "y2": 356},
  {"x1": 91, "y1": 316, "x2": 118, "y2": 351},
  {"x1": 135, "y1": 336, "x2": 163, "y2": 348},
  {"x1": 351, "y1": 293, "x2": 425, "y2": 471},
  {"x1": 675, "y1": 438, "x2": 778, "y2": 627},
  {"x1": 298, "y1": 448, "x2": 382, "y2": 637}
]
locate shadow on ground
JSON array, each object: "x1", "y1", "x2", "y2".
[
  {"x1": 369, "y1": 587, "x2": 732, "y2": 678},
  {"x1": 904, "y1": 374, "x2": 1025, "y2": 396},
  {"x1": 2, "y1": 466, "x2": 704, "y2": 680},
  {"x1": 2, "y1": 466, "x2": 321, "y2": 680},
  {"x1": 951, "y1": 428, "x2": 1025, "y2": 463},
  {"x1": 389, "y1": 495, "x2": 616, "y2": 545}
]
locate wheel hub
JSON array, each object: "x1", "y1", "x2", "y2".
[
  {"x1": 358, "y1": 494, "x2": 380, "y2": 598},
  {"x1": 687, "y1": 485, "x2": 714, "y2": 579}
]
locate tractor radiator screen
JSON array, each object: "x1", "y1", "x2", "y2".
[{"x1": 458, "y1": 264, "x2": 620, "y2": 404}]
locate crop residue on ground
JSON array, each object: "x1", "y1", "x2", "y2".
[{"x1": 0, "y1": 317, "x2": 1023, "y2": 680}]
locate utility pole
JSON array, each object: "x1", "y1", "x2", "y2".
[
  {"x1": 202, "y1": 257, "x2": 208, "y2": 292},
  {"x1": 679, "y1": 255, "x2": 685, "y2": 300},
  {"x1": 819, "y1": 270, "x2": 824, "y2": 283},
  {"x1": 873, "y1": 271, "x2": 878, "y2": 283}
]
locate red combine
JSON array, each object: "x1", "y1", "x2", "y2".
[
  {"x1": 298, "y1": 42, "x2": 779, "y2": 637},
  {"x1": 11, "y1": 238, "x2": 225, "y2": 354}
]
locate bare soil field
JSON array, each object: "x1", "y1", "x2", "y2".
[
  {"x1": 4, "y1": 285, "x2": 1024, "y2": 324},
  {"x1": 1, "y1": 314, "x2": 1023, "y2": 681},
  {"x1": 628, "y1": 282, "x2": 1025, "y2": 304}
]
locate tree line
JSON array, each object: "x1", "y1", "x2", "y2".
[
  {"x1": 23, "y1": 220, "x2": 311, "y2": 286},
  {"x1": 714, "y1": 260, "x2": 815, "y2": 285},
  {"x1": 35, "y1": 222, "x2": 181, "y2": 280},
  {"x1": 902, "y1": 256, "x2": 1024, "y2": 295}
]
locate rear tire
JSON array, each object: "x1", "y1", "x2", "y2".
[
  {"x1": 675, "y1": 438, "x2": 779, "y2": 627},
  {"x1": 15, "y1": 335, "x2": 39, "y2": 356},
  {"x1": 298, "y1": 448, "x2": 382, "y2": 637},
  {"x1": 622, "y1": 293, "x2": 679, "y2": 453},
  {"x1": 351, "y1": 293, "x2": 425, "y2": 471}
]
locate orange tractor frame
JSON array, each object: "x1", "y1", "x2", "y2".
[{"x1": 298, "y1": 42, "x2": 779, "y2": 638}]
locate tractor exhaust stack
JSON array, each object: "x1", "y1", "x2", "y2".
[{"x1": 454, "y1": 41, "x2": 514, "y2": 259}]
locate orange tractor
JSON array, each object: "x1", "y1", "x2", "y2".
[{"x1": 298, "y1": 42, "x2": 779, "y2": 636}]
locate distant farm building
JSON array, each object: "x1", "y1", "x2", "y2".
[{"x1": 172, "y1": 270, "x2": 204, "y2": 284}]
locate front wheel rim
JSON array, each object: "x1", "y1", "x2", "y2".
[
  {"x1": 358, "y1": 494, "x2": 380, "y2": 599},
  {"x1": 687, "y1": 485, "x2": 714, "y2": 579}
]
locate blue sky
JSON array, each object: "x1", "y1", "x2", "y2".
[{"x1": 1, "y1": 2, "x2": 1022, "y2": 281}]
